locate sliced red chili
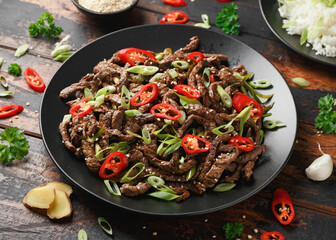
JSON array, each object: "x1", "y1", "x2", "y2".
[
  {"x1": 272, "y1": 188, "x2": 295, "y2": 225},
  {"x1": 187, "y1": 52, "x2": 204, "y2": 63},
  {"x1": 173, "y1": 84, "x2": 200, "y2": 99},
  {"x1": 260, "y1": 231, "x2": 285, "y2": 240},
  {"x1": 23, "y1": 67, "x2": 46, "y2": 93},
  {"x1": 69, "y1": 95, "x2": 92, "y2": 117},
  {"x1": 150, "y1": 103, "x2": 181, "y2": 120},
  {"x1": 118, "y1": 48, "x2": 156, "y2": 66},
  {"x1": 99, "y1": 152, "x2": 128, "y2": 179},
  {"x1": 217, "y1": 0, "x2": 232, "y2": 1},
  {"x1": 130, "y1": 83, "x2": 159, "y2": 107},
  {"x1": 159, "y1": 11, "x2": 189, "y2": 24},
  {"x1": 0, "y1": 104, "x2": 24, "y2": 119},
  {"x1": 210, "y1": 74, "x2": 215, "y2": 83},
  {"x1": 232, "y1": 92, "x2": 263, "y2": 119},
  {"x1": 181, "y1": 134, "x2": 211, "y2": 154},
  {"x1": 228, "y1": 136, "x2": 255, "y2": 152},
  {"x1": 163, "y1": 0, "x2": 187, "y2": 6}
]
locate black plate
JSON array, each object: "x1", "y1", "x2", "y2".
[
  {"x1": 259, "y1": 0, "x2": 336, "y2": 67},
  {"x1": 40, "y1": 24, "x2": 297, "y2": 216}
]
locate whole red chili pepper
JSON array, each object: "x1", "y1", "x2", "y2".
[
  {"x1": 260, "y1": 231, "x2": 285, "y2": 240},
  {"x1": 99, "y1": 152, "x2": 128, "y2": 179},
  {"x1": 130, "y1": 83, "x2": 159, "y2": 107},
  {"x1": 271, "y1": 188, "x2": 295, "y2": 225},
  {"x1": 181, "y1": 134, "x2": 211, "y2": 154},
  {"x1": 0, "y1": 105, "x2": 24, "y2": 119}
]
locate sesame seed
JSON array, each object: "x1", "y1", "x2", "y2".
[
  {"x1": 15, "y1": 116, "x2": 19, "y2": 119},
  {"x1": 153, "y1": 232, "x2": 157, "y2": 236},
  {"x1": 254, "y1": 229, "x2": 258, "y2": 233},
  {"x1": 35, "y1": 110, "x2": 38, "y2": 113},
  {"x1": 26, "y1": 102, "x2": 30, "y2": 106},
  {"x1": 142, "y1": 226, "x2": 147, "y2": 229},
  {"x1": 242, "y1": 215, "x2": 246, "y2": 219},
  {"x1": 9, "y1": 119, "x2": 13, "y2": 123},
  {"x1": 37, "y1": 54, "x2": 40, "y2": 58},
  {"x1": 212, "y1": 235, "x2": 216, "y2": 239},
  {"x1": 248, "y1": 235, "x2": 253, "y2": 239}
]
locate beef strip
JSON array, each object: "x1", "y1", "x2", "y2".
[
  {"x1": 60, "y1": 73, "x2": 94, "y2": 99},
  {"x1": 120, "y1": 182, "x2": 152, "y2": 197}
]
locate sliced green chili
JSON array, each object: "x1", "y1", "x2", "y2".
[
  {"x1": 149, "y1": 73, "x2": 164, "y2": 83},
  {"x1": 126, "y1": 65, "x2": 159, "y2": 76},
  {"x1": 202, "y1": 68, "x2": 211, "y2": 87},
  {"x1": 249, "y1": 79, "x2": 271, "y2": 89},
  {"x1": 125, "y1": 109, "x2": 143, "y2": 117},
  {"x1": 98, "y1": 217, "x2": 113, "y2": 236},
  {"x1": 185, "y1": 165, "x2": 196, "y2": 181},
  {"x1": 0, "y1": 90, "x2": 13, "y2": 97},
  {"x1": 168, "y1": 69, "x2": 178, "y2": 78},
  {"x1": 300, "y1": 28, "x2": 308, "y2": 45},
  {"x1": 148, "y1": 191, "x2": 179, "y2": 201},
  {"x1": 291, "y1": 77, "x2": 310, "y2": 87},
  {"x1": 78, "y1": 229, "x2": 88, "y2": 240},
  {"x1": 0, "y1": 75, "x2": 8, "y2": 88},
  {"x1": 217, "y1": 85, "x2": 232, "y2": 108},
  {"x1": 120, "y1": 162, "x2": 146, "y2": 183},
  {"x1": 104, "y1": 179, "x2": 121, "y2": 196},
  {"x1": 172, "y1": 60, "x2": 189, "y2": 70},
  {"x1": 213, "y1": 183, "x2": 236, "y2": 192},
  {"x1": 14, "y1": 44, "x2": 29, "y2": 57},
  {"x1": 62, "y1": 114, "x2": 72, "y2": 122},
  {"x1": 263, "y1": 120, "x2": 286, "y2": 129}
]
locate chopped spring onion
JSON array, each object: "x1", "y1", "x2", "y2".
[
  {"x1": 98, "y1": 217, "x2": 113, "y2": 236},
  {"x1": 185, "y1": 165, "x2": 196, "y2": 181},
  {"x1": 168, "y1": 69, "x2": 178, "y2": 78},
  {"x1": 248, "y1": 79, "x2": 271, "y2": 89},
  {"x1": 163, "y1": 141, "x2": 181, "y2": 157},
  {"x1": 245, "y1": 81, "x2": 273, "y2": 103},
  {"x1": 217, "y1": 85, "x2": 232, "y2": 108},
  {"x1": 239, "y1": 106, "x2": 251, "y2": 136},
  {"x1": 148, "y1": 191, "x2": 179, "y2": 201},
  {"x1": 194, "y1": 14, "x2": 211, "y2": 29},
  {"x1": 292, "y1": 77, "x2": 310, "y2": 87},
  {"x1": 126, "y1": 65, "x2": 159, "y2": 76},
  {"x1": 104, "y1": 179, "x2": 121, "y2": 196},
  {"x1": 155, "y1": 53, "x2": 164, "y2": 61},
  {"x1": 178, "y1": 110, "x2": 186, "y2": 125},
  {"x1": 87, "y1": 126, "x2": 105, "y2": 143},
  {"x1": 126, "y1": 129, "x2": 151, "y2": 145},
  {"x1": 84, "y1": 88, "x2": 93, "y2": 98},
  {"x1": 202, "y1": 68, "x2": 211, "y2": 87},
  {"x1": 212, "y1": 124, "x2": 234, "y2": 136},
  {"x1": 125, "y1": 109, "x2": 143, "y2": 117},
  {"x1": 51, "y1": 44, "x2": 72, "y2": 57},
  {"x1": 179, "y1": 156, "x2": 185, "y2": 164},
  {"x1": 300, "y1": 28, "x2": 308, "y2": 45},
  {"x1": 121, "y1": 85, "x2": 132, "y2": 109},
  {"x1": 53, "y1": 51, "x2": 74, "y2": 62},
  {"x1": 259, "y1": 129, "x2": 264, "y2": 144},
  {"x1": 175, "y1": 92, "x2": 202, "y2": 109},
  {"x1": 149, "y1": 73, "x2": 164, "y2": 83},
  {"x1": 213, "y1": 183, "x2": 236, "y2": 192},
  {"x1": 120, "y1": 162, "x2": 146, "y2": 183},
  {"x1": 95, "y1": 85, "x2": 116, "y2": 98},
  {"x1": 95, "y1": 142, "x2": 130, "y2": 161},
  {"x1": 282, "y1": 20, "x2": 296, "y2": 28},
  {"x1": 0, "y1": 90, "x2": 13, "y2": 97},
  {"x1": 78, "y1": 229, "x2": 88, "y2": 240},
  {"x1": 147, "y1": 176, "x2": 175, "y2": 194},
  {"x1": 14, "y1": 44, "x2": 29, "y2": 57},
  {"x1": 172, "y1": 60, "x2": 189, "y2": 70},
  {"x1": 95, "y1": 143, "x2": 102, "y2": 160},
  {"x1": 263, "y1": 120, "x2": 286, "y2": 129},
  {"x1": 0, "y1": 57, "x2": 3, "y2": 67},
  {"x1": 62, "y1": 114, "x2": 72, "y2": 122}
]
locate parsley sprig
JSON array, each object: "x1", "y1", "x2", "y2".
[
  {"x1": 0, "y1": 127, "x2": 30, "y2": 165},
  {"x1": 8, "y1": 63, "x2": 22, "y2": 76},
  {"x1": 223, "y1": 222, "x2": 243, "y2": 240},
  {"x1": 216, "y1": 3, "x2": 240, "y2": 35},
  {"x1": 29, "y1": 12, "x2": 63, "y2": 39},
  {"x1": 315, "y1": 94, "x2": 336, "y2": 133}
]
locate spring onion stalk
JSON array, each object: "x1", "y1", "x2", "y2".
[
  {"x1": 175, "y1": 92, "x2": 202, "y2": 110},
  {"x1": 148, "y1": 191, "x2": 179, "y2": 201},
  {"x1": 263, "y1": 113, "x2": 272, "y2": 118},
  {"x1": 291, "y1": 77, "x2": 310, "y2": 87},
  {"x1": 263, "y1": 120, "x2": 286, "y2": 129},
  {"x1": 87, "y1": 126, "x2": 105, "y2": 143},
  {"x1": 153, "y1": 123, "x2": 169, "y2": 136},
  {"x1": 185, "y1": 165, "x2": 196, "y2": 181},
  {"x1": 126, "y1": 129, "x2": 151, "y2": 145},
  {"x1": 179, "y1": 156, "x2": 185, "y2": 164},
  {"x1": 263, "y1": 102, "x2": 275, "y2": 114},
  {"x1": 248, "y1": 79, "x2": 271, "y2": 89},
  {"x1": 259, "y1": 130, "x2": 264, "y2": 144},
  {"x1": 95, "y1": 85, "x2": 116, "y2": 97},
  {"x1": 147, "y1": 176, "x2": 175, "y2": 193},
  {"x1": 155, "y1": 53, "x2": 164, "y2": 61},
  {"x1": 62, "y1": 114, "x2": 72, "y2": 122},
  {"x1": 104, "y1": 179, "x2": 121, "y2": 196},
  {"x1": 239, "y1": 106, "x2": 251, "y2": 136},
  {"x1": 98, "y1": 217, "x2": 113, "y2": 236},
  {"x1": 217, "y1": 85, "x2": 232, "y2": 108},
  {"x1": 14, "y1": 44, "x2": 29, "y2": 57},
  {"x1": 149, "y1": 73, "x2": 164, "y2": 83},
  {"x1": 194, "y1": 14, "x2": 211, "y2": 29},
  {"x1": 282, "y1": 20, "x2": 296, "y2": 28},
  {"x1": 213, "y1": 183, "x2": 236, "y2": 192},
  {"x1": 178, "y1": 110, "x2": 186, "y2": 125},
  {"x1": 53, "y1": 51, "x2": 74, "y2": 62},
  {"x1": 197, "y1": 131, "x2": 205, "y2": 137},
  {"x1": 202, "y1": 68, "x2": 211, "y2": 87},
  {"x1": 125, "y1": 109, "x2": 143, "y2": 117},
  {"x1": 163, "y1": 141, "x2": 181, "y2": 157},
  {"x1": 95, "y1": 142, "x2": 130, "y2": 161},
  {"x1": 95, "y1": 143, "x2": 103, "y2": 160},
  {"x1": 84, "y1": 88, "x2": 93, "y2": 98},
  {"x1": 126, "y1": 65, "x2": 159, "y2": 76},
  {"x1": 51, "y1": 44, "x2": 72, "y2": 57},
  {"x1": 0, "y1": 57, "x2": 3, "y2": 67},
  {"x1": 120, "y1": 163, "x2": 146, "y2": 183},
  {"x1": 55, "y1": 34, "x2": 70, "y2": 48},
  {"x1": 172, "y1": 61, "x2": 189, "y2": 70},
  {"x1": 78, "y1": 229, "x2": 88, "y2": 240},
  {"x1": 245, "y1": 80, "x2": 273, "y2": 103},
  {"x1": 168, "y1": 69, "x2": 178, "y2": 78},
  {"x1": 0, "y1": 90, "x2": 13, "y2": 97},
  {"x1": 121, "y1": 85, "x2": 131, "y2": 109},
  {"x1": 300, "y1": 28, "x2": 308, "y2": 45}
]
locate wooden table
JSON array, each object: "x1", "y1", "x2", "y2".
[{"x1": 0, "y1": 0, "x2": 335, "y2": 239}]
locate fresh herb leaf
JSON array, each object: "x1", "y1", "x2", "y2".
[
  {"x1": 8, "y1": 63, "x2": 22, "y2": 76},
  {"x1": 223, "y1": 222, "x2": 243, "y2": 240},
  {"x1": 315, "y1": 94, "x2": 336, "y2": 133},
  {"x1": 29, "y1": 12, "x2": 63, "y2": 39},
  {"x1": 0, "y1": 127, "x2": 30, "y2": 165},
  {"x1": 216, "y1": 3, "x2": 240, "y2": 35}
]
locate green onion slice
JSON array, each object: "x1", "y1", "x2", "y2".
[
  {"x1": 104, "y1": 179, "x2": 121, "y2": 196},
  {"x1": 213, "y1": 183, "x2": 236, "y2": 192},
  {"x1": 120, "y1": 162, "x2": 146, "y2": 183},
  {"x1": 179, "y1": 156, "x2": 185, "y2": 164},
  {"x1": 53, "y1": 51, "x2": 74, "y2": 62},
  {"x1": 291, "y1": 77, "x2": 310, "y2": 87},
  {"x1": 248, "y1": 79, "x2": 271, "y2": 89},
  {"x1": 142, "y1": 128, "x2": 151, "y2": 145},
  {"x1": 163, "y1": 141, "x2": 181, "y2": 157},
  {"x1": 282, "y1": 20, "x2": 296, "y2": 28},
  {"x1": 239, "y1": 106, "x2": 251, "y2": 136},
  {"x1": 95, "y1": 143, "x2": 103, "y2": 160},
  {"x1": 51, "y1": 44, "x2": 72, "y2": 57},
  {"x1": 125, "y1": 109, "x2": 143, "y2": 117},
  {"x1": 217, "y1": 85, "x2": 232, "y2": 108},
  {"x1": 0, "y1": 74, "x2": 8, "y2": 88},
  {"x1": 202, "y1": 68, "x2": 211, "y2": 87},
  {"x1": 168, "y1": 69, "x2": 178, "y2": 78},
  {"x1": 175, "y1": 92, "x2": 202, "y2": 109},
  {"x1": 148, "y1": 191, "x2": 179, "y2": 201},
  {"x1": 155, "y1": 53, "x2": 164, "y2": 61},
  {"x1": 87, "y1": 126, "x2": 105, "y2": 143},
  {"x1": 95, "y1": 142, "x2": 130, "y2": 161},
  {"x1": 212, "y1": 125, "x2": 234, "y2": 135},
  {"x1": 95, "y1": 85, "x2": 116, "y2": 98},
  {"x1": 259, "y1": 129, "x2": 264, "y2": 144},
  {"x1": 149, "y1": 73, "x2": 164, "y2": 83},
  {"x1": 0, "y1": 57, "x2": 4, "y2": 67},
  {"x1": 194, "y1": 14, "x2": 211, "y2": 29},
  {"x1": 84, "y1": 88, "x2": 93, "y2": 99},
  {"x1": 126, "y1": 65, "x2": 159, "y2": 76},
  {"x1": 121, "y1": 85, "x2": 131, "y2": 109},
  {"x1": 185, "y1": 165, "x2": 196, "y2": 181},
  {"x1": 172, "y1": 60, "x2": 189, "y2": 70},
  {"x1": 14, "y1": 44, "x2": 29, "y2": 57},
  {"x1": 263, "y1": 120, "x2": 286, "y2": 129},
  {"x1": 78, "y1": 229, "x2": 88, "y2": 240},
  {"x1": 178, "y1": 110, "x2": 186, "y2": 125},
  {"x1": 62, "y1": 114, "x2": 72, "y2": 123},
  {"x1": 148, "y1": 175, "x2": 165, "y2": 187},
  {"x1": 300, "y1": 28, "x2": 308, "y2": 45},
  {"x1": 98, "y1": 217, "x2": 113, "y2": 236},
  {"x1": 0, "y1": 90, "x2": 13, "y2": 97}
]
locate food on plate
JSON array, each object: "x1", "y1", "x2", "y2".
[
  {"x1": 23, "y1": 182, "x2": 73, "y2": 219},
  {"x1": 78, "y1": 0, "x2": 135, "y2": 13},
  {"x1": 278, "y1": 0, "x2": 336, "y2": 57},
  {"x1": 59, "y1": 36, "x2": 271, "y2": 202}
]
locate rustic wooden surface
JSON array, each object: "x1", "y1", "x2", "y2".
[{"x1": 0, "y1": 0, "x2": 335, "y2": 239}]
